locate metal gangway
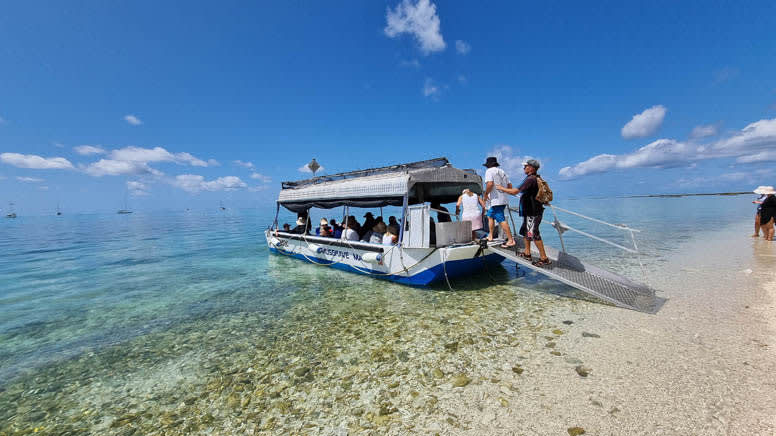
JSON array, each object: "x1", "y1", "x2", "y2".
[{"x1": 487, "y1": 204, "x2": 664, "y2": 313}]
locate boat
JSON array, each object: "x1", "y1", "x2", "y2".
[
  {"x1": 56, "y1": 202, "x2": 62, "y2": 216},
  {"x1": 117, "y1": 192, "x2": 132, "y2": 214},
  {"x1": 6, "y1": 202, "x2": 16, "y2": 219},
  {"x1": 265, "y1": 157, "x2": 505, "y2": 286},
  {"x1": 219, "y1": 201, "x2": 226, "y2": 211}
]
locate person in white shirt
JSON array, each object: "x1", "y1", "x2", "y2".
[
  {"x1": 341, "y1": 216, "x2": 360, "y2": 241},
  {"x1": 456, "y1": 188, "x2": 486, "y2": 240},
  {"x1": 482, "y1": 157, "x2": 516, "y2": 247}
]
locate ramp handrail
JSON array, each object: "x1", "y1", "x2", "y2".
[{"x1": 506, "y1": 203, "x2": 648, "y2": 284}]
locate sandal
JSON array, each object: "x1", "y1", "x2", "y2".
[
  {"x1": 532, "y1": 258, "x2": 552, "y2": 267},
  {"x1": 517, "y1": 251, "x2": 532, "y2": 260},
  {"x1": 499, "y1": 242, "x2": 516, "y2": 249}
]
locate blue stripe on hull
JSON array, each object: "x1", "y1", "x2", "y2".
[{"x1": 269, "y1": 247, "x2": 505, "y2": 286}]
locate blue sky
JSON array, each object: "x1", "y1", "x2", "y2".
[{"x1": 1, "y1": 1, "x2": 775, "y2": 214}]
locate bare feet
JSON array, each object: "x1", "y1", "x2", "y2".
[{"x1": 751, "y1": 234, "x2": 760, "y2": 237}]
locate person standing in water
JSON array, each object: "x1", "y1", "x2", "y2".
[{"x1": 752, "y1": 186, "x2": 768, "y2": 237}]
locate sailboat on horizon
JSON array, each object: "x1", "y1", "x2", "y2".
[
  {"x1": 117, "y1": 192, "x2": 132, "y2": 214},
  {"x1": 6, "y1": 202, "x2": 17, "y2": 219}
]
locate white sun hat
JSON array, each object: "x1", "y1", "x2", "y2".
[
  {"x1": 761, "y1": 186, "x2": 776, "y2": 195},
  {"x1": 753, "y1": 186, "x2": 769, "y2": 194}
]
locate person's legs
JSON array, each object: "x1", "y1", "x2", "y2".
[
  {"x1": 753, "y1": 213, "x2": 761, "y2": 237},
  {"x1": 487, "y1": 216, "x2": 495, "y2": 241},
  {"x1": 499, "y1": 220, "x2": 515, "y2": 246},
  {"x1": 764, "y1": 218, "x2": 774, "y2": 241},
  {"x1": 534, "y1": 239, "x2": 548, "y2": 260}
]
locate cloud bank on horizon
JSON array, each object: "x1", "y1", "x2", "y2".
[{"x1": 560, "y1": 116, "x2": 776, "y2": 180}]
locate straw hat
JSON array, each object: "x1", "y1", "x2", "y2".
[
  {"x1": 754, "y1": 186, "x2": 769, "y2": 194},
  {"x1": 761, "y1": 186, "x2": 776, "y2": 195},
  {"x1": 296, "y1": 217, "x2": 305, "y2": 226}
]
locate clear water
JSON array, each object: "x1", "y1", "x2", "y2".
[{"x1": 0, "y1": 195, "x2": 757, "y2": 434}]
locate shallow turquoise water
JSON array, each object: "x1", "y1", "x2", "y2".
[{"x1": 0, "y1": 195, "x2": 757, "y2": 434}]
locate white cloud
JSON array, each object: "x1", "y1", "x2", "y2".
[
  {"x1": 385, "y1": 0, "x2": 446, "y2": 55},
  {"x1": 127, "y1": 180, "x2": 150, "y2": 196},
  {"x1": 124, "y1": 114, "x2": 142, "y2": 125},
  {"x1": 423, "y1": 78, "x2": 441, "y2": 100},
  {"x1": 83, "y1": 159, "x2": 163, "y2": 177},
  {"x1": 171, "y1": 174, "x2": 247, "y2": 193},
  {"x1": 207, "y1": 159, "x2": 220, "y2": 166},
  {"x1": 74, "y1": 145, "x2": 106, "y2": 155},
  {"x1": 250, "y1": 172, "x2": 272, "y2": 183},
  {"x1": 234, "y1": 160, "x2": 254, "y2": 169},
  {"x1": 689, "y1": 124, "x2": 719, "y2": 139},
  {"x1": 455, "y1": 40, "x2": 470, "y2": 54},
  {"x1": 0, "y1": 153, "x2": 74, "y2": 170},
  {"x1": 560, "y1": 117, "x2": 776, "y2": 179},
  {"x1": 486, "y1": 145, "x2": 541, "y2": 179},
  {"x1": 16, "y1": 176, "x2": 44, "y2": 183},
  {"x1": 621, "y1": 105, "x2": 667, "y2": 139},
  {"x1": 109, "y1": 146, "x2": 211, "y2": 167}
]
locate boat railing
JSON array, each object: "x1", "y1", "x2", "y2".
[{"x1": 506, "y1": 203, "x2": 647, "y2": 283}]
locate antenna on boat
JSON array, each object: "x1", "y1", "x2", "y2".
[{"x1": 307, "y1": 158, "x2": 321, "y2": 177}]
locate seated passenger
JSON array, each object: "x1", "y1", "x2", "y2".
[
  {"x1": 360, "y1": 212, "x2": 376, "y2": 239},
  {"x1": 315, "y1": 218, "x2": 328, "y2": 235},
  {"x1": 319, "y1": 223, "x2": 333, "y2": 237},
  {"x1": 431, "y1": 201, "x2": 452, "y2": 223},
  {"x1": 282, "y1": 223, "x2": 291, "y2": 232},
  {"x1": 384, "y1": 223, "x2": 399, "y2": 245},
  {"x1": 368, "y1": 222, "x2": 387, "y2": 244},
  {"x1": 288, "y1": 217, "x2": 309, "y2": 234},
  {"x1": 341, "y1": 217, "x2": 360, "y2": 241},
  {"x1": 388, "y1": 216, "x2": 399, "y2": 228}
]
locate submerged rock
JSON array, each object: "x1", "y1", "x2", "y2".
[
  {"x1": 511, "y1": 366, "x2": 524, "y2": 375},
  {"x1": 581, "y1": 332, "x2": 600, "y2": 338},
  {"x1": 552, "y1": 329, "x2": 564, "y2": 335},
  {"x1": 451, "y1": 374, "x2": 471, "y2": 387},
  {"x1": 444, "y1": 342, "x2": 459, "y2": 352},
  {"x1": 575, "y1": 366, "x2": 591, "y2": 377},
  {"x1": 562, "y1": 320, "x2": 574, "y2": 325},
  {"x1": 568, "y1": 426, "x2": 586, "y2": 435},
  {"x1": 550, "y1": 351, "x2": 562, "y2": 356}
]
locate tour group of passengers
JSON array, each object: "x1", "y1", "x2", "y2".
[{"x1": 278, "y1": 156, "x2": 552, "y2": 267}]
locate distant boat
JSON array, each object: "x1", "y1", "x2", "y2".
[
  {"x1": 6, "y1": 202, "x2": 17, "y2": 219},
  {"x1": 118, "y1": 192, "x2": 132, "y2": 214},
  {"x1": 56, "y1": 202, "x2": 62, "y2": 216},
  {"x1": 219, "y1": 201, "x2": 226, "y2": 211}
]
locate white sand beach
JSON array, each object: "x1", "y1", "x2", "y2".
[{"x1": 441, "y1": 223, "x2": 776, "y2": 435}]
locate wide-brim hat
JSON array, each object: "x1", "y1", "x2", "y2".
[
  {"x1": 483, "y1": 156, "x2": 499, "y2": 167},
  {"x1": 761, "y1": 186, "x2": 776, "y2": 195},
  {"x1": 320, "y1": 218, "x2": 328, "y2": 226},
  {"x1": 296, "y1": 217, "x2": 305, "y2": 226},
  {"x1": 363, "y1": 212, "x2": 374, "y2": 218},
  {"x1": 754, "y1": 185, "x2": 769, "y2": 194}
]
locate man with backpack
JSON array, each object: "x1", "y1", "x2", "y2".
[{"x1": 496, "y1": 159, "x2": 552, "y2": 267}]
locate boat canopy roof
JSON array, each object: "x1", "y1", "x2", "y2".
[{"x1": 278, "y1": 157, "x2": 483, "y2": 213}]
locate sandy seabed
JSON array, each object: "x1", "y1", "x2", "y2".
[{"x1": 460, "y1": 227, "x2": 776, "y2": 436}]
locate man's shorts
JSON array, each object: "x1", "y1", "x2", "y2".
[
  {"x1": 486, "y1": 205, "x2": 506, "y2": 223},
  {"x1": 519, "y1": 214, "x2": 543, "y2": 241}
]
